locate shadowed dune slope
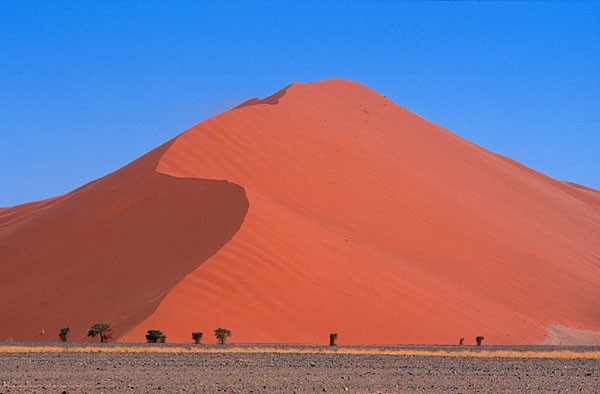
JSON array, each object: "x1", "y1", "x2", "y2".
[
  {"x1": 0, "y1": 142, "x2": 248, "y2": 342},
  {"x1": 2, "y1": 79, "x2": 599, "y2": 345},
  {"x1": 125, "y1": 79, "x2": 599, "y2": 345}
]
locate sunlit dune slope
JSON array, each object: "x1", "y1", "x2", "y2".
[
  {"x1": 130, "y1": 79, "x2": 599, "y2": 345},
  {"x1": 2, "y1": 79, "x2": 599, "y2": 345}
]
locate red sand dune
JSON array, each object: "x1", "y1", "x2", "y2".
[{"x1": 1, "y1": 79, "x2": 599, "y2": 345}]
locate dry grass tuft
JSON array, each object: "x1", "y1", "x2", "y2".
[{"x1": 0, "y1": 345, "x2": 598, "y2": 359}]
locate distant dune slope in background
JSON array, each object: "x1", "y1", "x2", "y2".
[{"x1": 2, "y1": 79, "x2": 599, "y2": 345}]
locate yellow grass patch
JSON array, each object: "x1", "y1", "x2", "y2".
[{"x1": 0, "y1": 345, "x2": 598, "y2": 359}]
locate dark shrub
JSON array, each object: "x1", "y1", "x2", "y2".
[
  {"x1": 146, "y1": 330, "x2": 167, "y2": 343},
  {"x1": 329, "y1": 333, "x2": 338, "y2": 346},
  {"x1": 87, "y1": 323, "x2": 112, "y2": 343},
  {"x1": 59, "y1": 327, "x2": 70, "y2": 342},
  {"x1": 192, "y1": 332, "x2": 203, "y2": 344},
  {"x1": 214, "y1": 328, "x2": 231, "y2": 344}
]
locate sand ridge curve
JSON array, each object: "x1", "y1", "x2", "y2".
[
  {"x1": 123, "y1": 79, "x2": 600, "y2": 345},
  {"x1": 0, "y1": 140, "x2": 249, "y2": 342}
]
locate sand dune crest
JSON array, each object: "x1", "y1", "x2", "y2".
[{"x1": 2, "y1": 79, "x2": 599, "y2": 345}]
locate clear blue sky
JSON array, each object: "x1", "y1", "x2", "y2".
[{"x1": 1, "y1": 1, "x2": 599, "y2": 207}]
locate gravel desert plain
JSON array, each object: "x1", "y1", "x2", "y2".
[{"x1": 1, "y1": 343, "x2": 599, "y2": 393}]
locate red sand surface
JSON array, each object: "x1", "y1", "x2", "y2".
[
  {"x1": 1, "y1": 79, "x2": 599, "y2": 345},
  {"x1": 0, "y1": 142, "x2": 248, "y2": 342}
]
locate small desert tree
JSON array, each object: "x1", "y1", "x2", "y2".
[
  {"x1": 329, "y1": 333, "x2": 338, "y2": 346},
  {"x1": 59, "y1": 327, "x2": 70, "y2": 342},
  {"x1": 475, "y1": 336, "x2": 484, "y2": 346},
  {"x1": 146, "y1": 330, "x2": 167, "y2": 343},
  {"x1": 214, "y1": 328, "x2": 231, "y2": 344},
  {"x1": 87, "y1": 323, "x2": 112, "y2": 343},
  {"x1": 192, "y1": 332, "x2": 203, "y2": 344}
]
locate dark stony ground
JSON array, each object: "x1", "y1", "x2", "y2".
[{"x1": 0, "y1": 345, "x2": 598, "y2": 393}]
